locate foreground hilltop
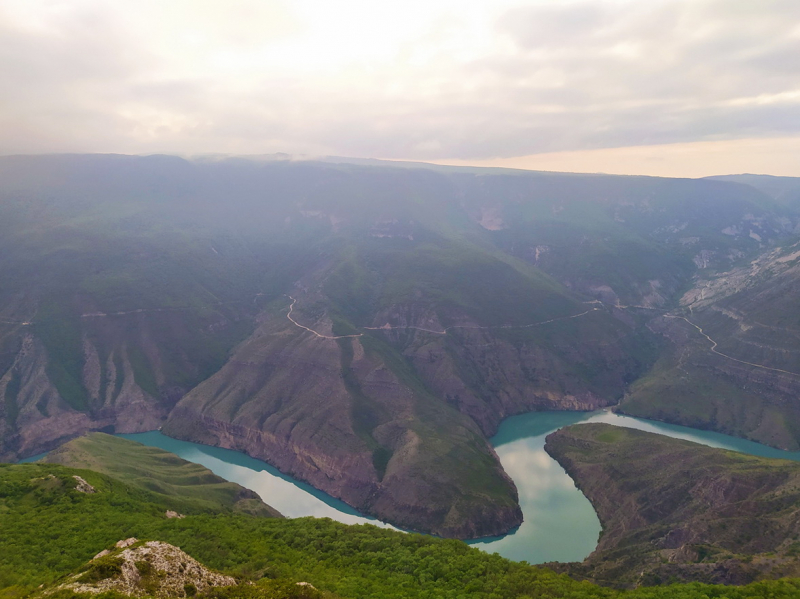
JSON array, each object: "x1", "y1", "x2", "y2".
[
  {"x1": 3, "y1": 458, "x2": 800, "y2": 598},
  {"x1": 545, "y1": 423, "x2": 800, "y2": 587},
  {"x1": 54, "y1": 538, "x2": 239, "y2": 598}
]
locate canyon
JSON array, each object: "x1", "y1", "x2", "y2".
[{"x1": 2, "y1": 154, "x2": 800, "y2": 537}]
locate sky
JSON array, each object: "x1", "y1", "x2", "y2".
[{"x1": 1, "y1": 0, "x2": 799, "y2": 177}]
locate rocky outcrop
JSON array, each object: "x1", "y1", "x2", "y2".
[
  {"x1": 544, "y1": 424, "x2": 800, "y2": 587},
  {"x1": 56, "y1": 538, "x2": 236, "y2": 597},
  {"x1": 72, "y1": 475, "x2": 96, "y2": 493}
]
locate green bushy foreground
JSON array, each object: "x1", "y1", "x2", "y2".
[{"x1": 2, "y1": 463, "x2": 800, "y2": 599}]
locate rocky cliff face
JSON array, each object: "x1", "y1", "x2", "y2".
[
  {"x1": 0, "y1": 300, "x2": 256, "y2": 461},
  {"x1": 368, "y1": 303, "x2": 626, "y2": 438},
  {"x1": 0, "y1": 331, "x2": 165, "y2": 460},
  {"x1": 164, "y1": 300, "x2": 524, "y2": 538},
  {"x1": 544, "y1": 424, "x2": 800, "y2": 587}
]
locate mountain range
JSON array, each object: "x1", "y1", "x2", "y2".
[{"x1": 1, "y1": 154, "x2": 799, "y2": 536}]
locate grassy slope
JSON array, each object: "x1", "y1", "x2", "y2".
[
  {"x1": 2, "y1": 463, "x2": 800, "y2": 599},
  {"x1": 323, "y1": 234, "x2": 660, "y2": 411},
  {"x1": 617, "y1": 339, "x2": 798, "y2": 448},
  {"x1": 545, "y1": 423, "x2": 800, "y2": 587},
  {"x1": 41, "y1": 433, "x2": 282, "y2": 517}
]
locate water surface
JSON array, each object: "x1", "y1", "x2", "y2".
[
  {"x1": 118, "y1": 431, "x2": 395, "y2": 529},
  {"x1": 118, "y1": 411, "x2": 800, "y2": 564},
  {"x1": 470, "y1": 410, "x2": 800, "y2": 562}
]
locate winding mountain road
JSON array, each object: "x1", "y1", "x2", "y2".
[
  {"x1": 285, "y1": 296, "x2": 602, "y2": 339},
  {"x1": 284, "y1": 295, "x2": 800, "y2": 378},
  {"x1": 606, "y1": 303, "x2": 800, "y2": 377},
  {"x1": 286, "y1": 296, "x2": 363, "y2": 340},
  {"x1": 665, "y1": 314, "x2": 800, "y2": 377}
]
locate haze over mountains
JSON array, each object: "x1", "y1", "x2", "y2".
[{"x1": 2, "y1": 153, "x2": 800, "y2": 537}]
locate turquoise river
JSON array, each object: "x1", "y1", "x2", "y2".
[{"x1": 114, "y1": 410, "x2": 800, "y2": 565}]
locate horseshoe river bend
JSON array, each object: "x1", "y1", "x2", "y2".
[{"x1": 104, "y1": 410, "x2": 800, "y2": 565}]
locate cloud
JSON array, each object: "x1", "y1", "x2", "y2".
[{"x1": 0, "y1": 0, "x2": 798, "y2": 170}]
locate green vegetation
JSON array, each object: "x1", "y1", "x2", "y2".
[
  {"x1": 74, "y1": 555, "x2": 124, "y2": 584},
  {"x1": 41, "y1": 433, "x2": 282, "y2": 517},
  {"x1": 2, "y1": 463, "x2": 800, "y2": 599},
  {"x1": 620, "y1": 253, "x2": 800, "y2": 451}
]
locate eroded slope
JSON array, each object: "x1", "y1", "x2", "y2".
[
  {"x1": 545, "y1": 423, "x2": 800, "y2": 587},
  {"x1": 620, "y1": 241, "x2": 800, "y2": 449}
]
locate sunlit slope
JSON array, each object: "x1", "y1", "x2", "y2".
[{"x1": 41, "y1": 432, "x2": 282, "y2": 517}]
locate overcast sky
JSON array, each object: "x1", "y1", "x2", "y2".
[{"x1": 1, "y1": 0, "x2": 799, "y2": 176}]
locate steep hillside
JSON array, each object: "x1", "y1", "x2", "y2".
[
  {"x1": 619, "y1": 240, "x2": 800, "y2": 449},
  {"x1": 42, "y1": 432, "x2": 282, "y2": 517},
  {"x1": 162, "y1": 236, "x2": 654, "y2": 536},
  {"x1": 545, "y1": 424, "x2": 800, "y2": 587}
]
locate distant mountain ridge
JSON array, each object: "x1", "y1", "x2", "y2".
[{"x1": 705, "y1": 174, "x2": 800, "y2": 210}]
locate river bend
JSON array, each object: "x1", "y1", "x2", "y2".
[{"x1": 113, "y1": 410, "x2": 800, "y2": 564}]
